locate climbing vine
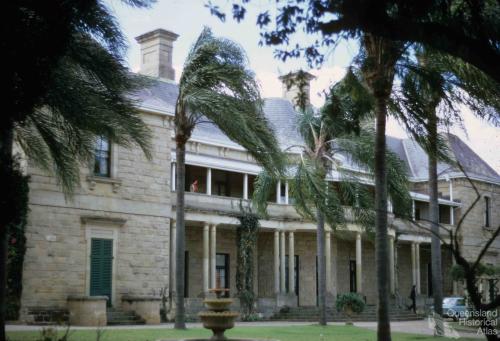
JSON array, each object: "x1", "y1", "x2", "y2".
[
  {"x1": 6, "y1": 163, "x2": 29, "y2": 320},
  {"x1": 235, "y1": 209, "x2": 259, "y2": 320}
]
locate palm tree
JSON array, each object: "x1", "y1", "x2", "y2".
[
  {"x1": 253, "y1": 69, "x2": 411, "y2": 326},
  {"x1": 390, "y1": 48, "x2": 500, "y2": 336},
  {"x1": 1, "y1": 2, "x2": 153, "y2": 339},
  {"x1": 173, "y1": 28, "x2": 284, "y2": 329},
  {"x1": 361, "y1": 34, "x2": 405, "y2": 341}
]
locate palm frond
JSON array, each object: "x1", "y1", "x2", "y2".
[
  {"x1": 177, "y1": 27, "x2": 285, "y2": 176},
  {"x1": 391, "y1": 47, "x2": 500, "y2": 162},
  {"x1": 251, "y1": 169, "x2": 277, "y2": 216},
  {"x1": 15, "y1": 32, "x2": 152, "y2": 195},
  {"x1": 335, "y1": 129, "x2": 412, "y2": 218},
  {"x1": 322, "y1": 68, "x2": 374, "y2": 136}
]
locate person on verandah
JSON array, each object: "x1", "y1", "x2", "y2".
[{"x1": 190, "y1": 179, "x2": 199, "y2": 192}]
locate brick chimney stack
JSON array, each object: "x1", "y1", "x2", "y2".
[{"x1": 135, "y1": 29, "x2": 179, "y2": 80}]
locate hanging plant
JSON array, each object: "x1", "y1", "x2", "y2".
[{"x1": 235, "y1": 208, "x2": 259, "y2": 320}]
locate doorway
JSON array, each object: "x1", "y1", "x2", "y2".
[
  {"x1": 349, "y1": 260, "x2": 357, "y2": 293},
  {"x1": 427, "y1": 262, "x2": 433, "y2": 296},
  {"x1": 90, "y1": 238, "x2": 113, "y2": 306}
]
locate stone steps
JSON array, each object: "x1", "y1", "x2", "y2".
[
  {"x1": 271, "y1": 306, "x2": 424, "y2": 322},
  {"x1": 107, "y1": 309, "x2": 145, "y2": 325}
]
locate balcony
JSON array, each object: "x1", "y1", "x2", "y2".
[{"x1": 171, "y1": 164, "x2": 300, "y2": 219}]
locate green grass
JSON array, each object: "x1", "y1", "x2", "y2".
[{"x1": 7, "y1": 325, "x2": 479, "y2": 341}]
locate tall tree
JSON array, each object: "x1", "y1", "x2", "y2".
[
  {"x1": 390, "y1": 48, "x2": 500, "y2": 336},
  {"x1": 361, "y1": 34, "x2": 405, "y2": 341},
  {"x1": 173, "y1": 27, "x2": 284, "y2": 329},
  {"x1": 207, "y1": 0, "x2": 500, "y2": 82},
  {"x1": 1, "y1": 2, "x2": 154, "y2": 340},
  {"x1": 253, "y1": 70, "x2": 411, "y2": 326}
]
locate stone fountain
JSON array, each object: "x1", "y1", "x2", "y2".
[
  {"x1": 159, "y1": 288, "x2": 277, "y2": 341},
  {"x1": 198, "y1": 288, "x2": 239, "y2": 340}
]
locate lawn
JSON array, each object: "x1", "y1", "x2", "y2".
[{"x1": 6, "y1": 325, "x2": 479, "y2": 341}]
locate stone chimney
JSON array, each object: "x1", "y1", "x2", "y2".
[
  {"x1": 279, "y1": 71, "x2": 315, "y2": 109},
  {"x1": 135, "y1": 29, "x2": 179, "y2": 80}
]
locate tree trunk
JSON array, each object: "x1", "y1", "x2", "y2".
[
  {"x1": 374, "y1": 97, "x2": 391, "y2": 341},
  {"x1": 428, "y1": 115, "x2": 444, "y2": 336},
  {"x1": 0, "y1": 230, "x2": 6, "y2": 341},
  {"x1": 457, "y1": 256, "x2": 500, "y2": 341},
  {"x1": 362, "y1": 34, "x2": 402, "y2": 341},
  {"x1": 0, "y1": 122, "x2": 14, "y2": 341},
  {"x1": 316, "y1": 211, "x2": 327, "y2": 325},
  {"x1": 174, "y1": 137, "x2": 187, "y2": 329}
]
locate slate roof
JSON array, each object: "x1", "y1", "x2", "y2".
[
  {"x1": 132, "y1": 78, "x2": 178, "y2": 114},
  {"x1": 134, "y1": 78, "x2": 500, "y2": 183},
  {"x1": 262, "y1": 98, "x2": 304, "y2": 150},
  {"x1": 389, "y1": 134, "x2": 500, "y2": 183}
]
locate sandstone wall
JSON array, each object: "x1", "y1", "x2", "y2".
[
  {"x1": 21, "y1": 112, "x2": 171, "y2": 320},
  {"x1": 452, "y1": 179, "x2": 500, "y2": 262}
]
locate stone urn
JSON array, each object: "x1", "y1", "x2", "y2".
[
  {"x1": 343, "y1": 305, "x2": 354, "y2": 325},
  {"x1": 198, "y1": 288, "x2": 239, "y2": 341}
]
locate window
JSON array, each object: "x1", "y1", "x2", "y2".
[
  {"x1": 216, "y1": 253, "x2": 230, "y2": 295},
  {"x1": 211, "y1": 169, "x2": 244, "y2": 198},
  {"x1": 415, "y1": 208, "x2": 421, "y2": 221},
  {"x1": 247, "y1": 174, "x2": 256, "y2": 198},
  {"x1": 94, "y1": 136, "x2": 111, "y2": 177},
  {"x1": 485, "y1": 196, "x2": 491, "y2": 227},
  {"x1": 185, "y1": 165, "x2": 207, "y2": 193},
  {"x1": 438, "y1": 205, "x2": 451, "y2": 224},
  {"x1": 279, "y1": 182, "x2": 287, "y2": 204}
]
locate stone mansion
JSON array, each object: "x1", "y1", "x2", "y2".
[{"x1": 19, "y1": 29, "x2": 500, "y2": 323}]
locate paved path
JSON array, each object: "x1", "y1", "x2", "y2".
[
  {"x1": 355, "y1": 320, "x2": 483, "y2": 339},
  {"x1": 6, "y1": 321, "x2": 315, "y2": 331},
  {"x1": 7, "y1": 320, "x2": 483, "y2": 338}
]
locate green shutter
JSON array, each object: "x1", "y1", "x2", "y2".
[{"x1": 90, "y1": 238, "x2": 113, "y2": 306}]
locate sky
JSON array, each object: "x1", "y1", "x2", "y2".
[{"x1": 107, "y1": 0, "x2": 500, "y2": 173}]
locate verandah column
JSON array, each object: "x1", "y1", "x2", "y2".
[
  {"x1": 243, "y1": 173, "x2": 249, "y2": 200},
  {"x1": 389, "y1": 235, "x2": 395, "y2": 295},
  {"x1": 415, "y1": 242, "x2": 421, "y2": 294},
  {"x1": 411, "y1": 242, "x2": 417, "y2": 288},
  {"x1": 280, "y1": 230, "x2": 286, "y2": 293},
  {"x1": 206, "y1": 168, "x2": 212, "y2": 195},
  {"x1": 356, "y1": 232, "x2": 362, "y2": 293},
  {"x1": 274, "y1": 230, "x2": 280, "y2": 294},
  {"x1": 210, "y1": 224, "x2": 217, "y2": 289},
  {"x1": 288, "y1": 231, "x2": 295, "y2": 294},
  {"x1": 203, "y1": 223, "x2": 210, "y2": 294},
  {"x1": 325, "y1": 230, "x2": 332, "y2": 292},
  {"x1": 170, "y1": 220, "x2": 177, "y2": 296}
]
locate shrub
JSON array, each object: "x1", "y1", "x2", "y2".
[{"x1": 336, "y1": 293, "x2": 365, "y2": 315}]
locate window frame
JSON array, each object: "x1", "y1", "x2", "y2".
[
  {"x1": 215, "y1": 253, "x2": 230, "y2": 295},
  {"x1": 484, "y1": 196, "x2": 491, "y2": 227},
  {"x1": 93, "y1": 136, "x2": 112, "y2": 178}
]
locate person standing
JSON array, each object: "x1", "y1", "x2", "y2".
[{"x1": 408, "y1": 285, "x2": 417, "y2": 313}]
